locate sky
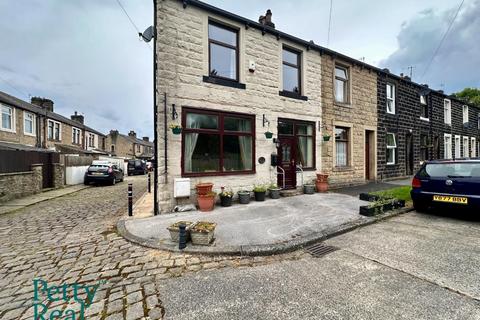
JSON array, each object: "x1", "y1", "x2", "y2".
[{"x1": 0, "y1": 0, "x2": 478, "y2": 138}]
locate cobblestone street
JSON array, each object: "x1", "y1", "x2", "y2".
[{"x1": 0, "y1": 175, "x2": 307, "y2": 320}]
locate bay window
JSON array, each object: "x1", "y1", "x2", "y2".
[
  {"x1": 182, "y1": 108, "x2": 254, "y2": 176},
  {"x1": 1, "y1": 104, "x2": 14, "y2": 132},
  {"x1": 386, "y1": 133, "x2": 397, "y2": 165},
  {"x1": 208, "y1": 21, "x2": 238, "y2": 81},
  {"x1": 335, "y1": 127, "x2": 349, "y2": 167}
]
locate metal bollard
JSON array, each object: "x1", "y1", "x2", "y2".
[
  {"x1": 178, "y1": 223, "x2": 187, "y2": 250},
  {"x1": 128, "y1": 183, "x2": 133, "y2": 216},
  {"x1": 148, "y1": 172, "x2": 151, "y2": 193}
]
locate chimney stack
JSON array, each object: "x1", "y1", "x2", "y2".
[
  {"x1": 31, "y1": 97, "x2": 54, "y2": 112},
  {"x1": 259, "y1": 9, "x2": 275, "y2": 28},
  {"x1": 71, "y1": 111, "x2": 84, "y2": 124},
  {"x1": 142, "y1": 137, "x2": 149, "y2": 142},
  {"x1": 128, "y1": 130, "x2": 137, "y2": 138}
]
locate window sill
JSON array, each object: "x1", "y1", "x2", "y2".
[
  {"x1": 279, "y1": 90, "x2": 308, "y2": 101},
  {"x1": 203, "y1": 76, "x2": 246, "y2": 89},
  {"x1": 386, "y1": 163, "x2": 397, "y2": 166},
  {"x1": 420, "y1": 117, "x2": 430, "y2": 122},
  {"x1": 0, "y1": 127, "x2": 16, "y2": 133},
  {"x1": 24, "y1": 132, "x2": 36, "y2": 137},
  {"x1": 386, "y1": 111, "x2": 396, "y2": 116},
  {"x1": 333, "y1": 166, "x2": 353, "y2": 172},
  {"x1": 334, "y1": 101, "x2": 351, "y2": 108}
]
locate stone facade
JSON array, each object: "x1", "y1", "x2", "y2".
[
  {"x1": 156, "y1": 0, "x2": 323, "y2": 211},
  {"x1": 0, "y1": 164, "x2": 43, "y2": 203},
  {"x1": 0, "y1": 107, "x2": 38, "y2": 146},
  {"x1": 320, "y1": 56, "x2": 377, "y2": 187},
  {"x1": 52, "y1": 163, "x2": 65, "y2": 188},
  {"x1": 106, "y1": 130, "x2": 153, "y2": 159}
]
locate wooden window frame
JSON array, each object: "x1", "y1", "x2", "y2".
[
  {"x1": 281, "y1": 46, "x2": 302, "y2": 95},
  {"x1": 208, "y1": 20, "x2": 239, "y2": 82},
  {"x1": 181, "y1": 107, "x2": 256, "y2": 177}
]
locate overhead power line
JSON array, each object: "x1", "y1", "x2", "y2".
[
  {"x1": 327, "y1": 0, "x2": 334, "y2": 47},
  {"x1": 421, "y1": 0, "x2": 464, "y2": 80},
  {"x1": 114, "y1": 0, "x2": 152, "y2": 51},
  {"x1": 0, "y1": 74, "x2": 29, "y2": 99}
]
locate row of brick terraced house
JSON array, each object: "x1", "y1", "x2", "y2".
[{"x1": 153, "y1": 0, "x2": 480, "y2": 212}]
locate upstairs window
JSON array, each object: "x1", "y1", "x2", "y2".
[
  {"x1": 72, "y1": 127, "x2": 81, "y2": 144},
  {"x1": 444, "y1": 99, "x2": 451, "y2": 125},
  {"x1": 463, "y1": 105, "x2": 469, "y2": 124},
  {"x1": 47, "y1": 120, "x2": 61, "y2": 140},
  {"x1": 1, "y1": 105, "x2": 14, "y2": 132},
  {"x1": 24, "y1": 111, "x2": 35, "y2": 135},
  {"x1": 208, "y1": 21, "x2": 238, "y2": 81},
  {"x1": 420, "y1": 95, "x2": 428, "y2": 119},
  {"x1": 282, "y1": 47, "x2": 301, "y2": 94},
  {"x1": 386, "y1": 83, "x2": 395, "y2": 114},
  {"x1": 88, "y1": 134, "x2": 95, "y2": 147},
  {"x1": 334, "y1": 66, "x2": 349, "y2": 103},
  {"x1": 386, "y1": 133, "x2": 397, "y2": 165}
]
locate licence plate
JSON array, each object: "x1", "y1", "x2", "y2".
[
  {"x1": 433, "y1": 195, "x2": 468, "y2": 204},
  {"x1": 92, "y1": 172, "x2": 104, "y2": 176}
]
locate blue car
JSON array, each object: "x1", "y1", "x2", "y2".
[{"x1": 411, "y1": 159, "x2": 480, "y2": 212}]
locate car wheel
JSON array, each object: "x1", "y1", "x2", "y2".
[
  {"x1": 413, "y1": 200, "x2": 428, "y2": 212},
  {"x1": 111, "y1": 178, "x2": 116, "y2": 186},
  {"x1": 84, "y1": 180, "x2": 89, "y2": 185}
]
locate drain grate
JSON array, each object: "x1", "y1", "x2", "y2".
[{"x1": 305, "y1": 242, "x2": 339, "y2": 258}]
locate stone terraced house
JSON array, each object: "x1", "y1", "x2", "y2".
[
  {"x1": 106, "y1": 130, "x2": 154, "y2": 160},
  {"x1": 154, "y1": 0, "x2": 479, "y2": 212}
]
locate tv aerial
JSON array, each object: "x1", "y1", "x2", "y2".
[{"x1": 139, "y1": 26, "x2": 154, "y2": 42}]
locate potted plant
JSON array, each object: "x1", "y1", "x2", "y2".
[
  {"x1": 315, "y1": 173, "x2": 329, "y2": 192},
  {"x1": 238, "y1": 190, "x2": 251, "y2": 204},
  {"x1": 167, "y1": 221, "x2": 194, "y2": 242},
  {"x1": 323, "y1": 134, "x2": 331, "y2": 141},
  {"x1": 195, "y1": 182, "x2": 213, "y2": 196},
  {"x1": 264, "y1": 131, "x2": 273, "y2": 139},
  {"x1": 253, "y1": 184, "x2": 267, "y2": 201},
  {"x1": 169, "y1": 123, "x2": 182, "y2": 135},
  {"x1": 268, "y1": 183, "x2": 281, "y2": 199},
  {"x1": 197, "y1": 191, "x2": 216, "y2": 212},
  {"x1": 219, "y1": 186, "x2": 234, "y2": 207},
  {"x1": 303, "y1": 183, "x2": 315, "y2": 194},
  {"x1": 190, "y1": 221, "x2": 217, "y2": 245}
]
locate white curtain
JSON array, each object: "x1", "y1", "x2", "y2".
[
  {"x1": 184, "y1": 118, "x2": 200, "y2": 172},
  {"x1": 238, "y1": 119, "x2": 251, "y2": 170},
  {"x1": 336, "y1": 141, "x2": 347, "y2": 166}
]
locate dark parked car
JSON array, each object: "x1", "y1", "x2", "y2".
[
  {"x1": 411, "y1": 159, "x2": 480, "y2": 211},
  {"x1": 84, "y1": 161, "x2": 124, "y2": 185},
  {"x1": 128, "y1": 159, "x2": 147, "y2": 176}
]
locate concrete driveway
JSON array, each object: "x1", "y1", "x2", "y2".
[{"x1": 157, "y1": 211, "x2": 480, "y2": 319}]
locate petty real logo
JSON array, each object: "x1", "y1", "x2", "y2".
[{"x1": 33, "y1": 278, "x2": 106, "y2": 319}]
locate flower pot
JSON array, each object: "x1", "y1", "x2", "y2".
[
  {"x1": 171, "y1": 127, "x2": 182, "y2": 135},
  {"x1": 316, "y1": 173, "x2": 329, "y2": 183},
  {"x1": 220, "y1": 195, "x2": 233, "y2": 207},
  {"x1": 197, "y1": 194, "x2": 215, "y2": 212},
  {"x1": 196, "y1": 183, "x2": 213, "y2": 196},
  {"x1": 254, "y1": 191, "x2": 266, "y2": 201},
  {"x1": 269, "y1": 188, "x2": 281, "y2": 199},
  {"x1": 315, "y1": 180, "x2": 328, "y2": 193},
  {"x1": 323, "y1": 135, "x2": 331, "y2": 141},
  {"x1": 303, "y1": 184, "x2": 315, "y2": 194},
  {"x1": 238, "y1": 191, "x2": 251, "y2": 204},
  {"x1": 190, "y1": 222, "x2": 216, "y2": 245},
  {"x1": 264, "y1": 131, "x2": 273, "y2": 139},
  {"x1": 167, "y1": 221, "x2": 193, "y2": 242}
]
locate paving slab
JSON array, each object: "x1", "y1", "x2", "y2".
[{"x1": 118, "y1": 192, "x2": 412, "y2": 255}]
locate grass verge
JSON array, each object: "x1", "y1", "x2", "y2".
[{"x1": 371, "y1": 186, "x2": 412, "y2": 202}]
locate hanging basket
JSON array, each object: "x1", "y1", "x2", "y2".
[
  {"x1": 323, "y1": 135, "x2": 331, "y2": 141},
  {"x1": 171, "y1": 127, "x2": 182, "y2": 135},
  {"x1": 265, "y1": 131, "x2": 273, "y2": 139}
]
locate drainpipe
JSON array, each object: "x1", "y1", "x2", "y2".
[{"x1": 153, "y1": 0, "x2": 159, "y2": 215}]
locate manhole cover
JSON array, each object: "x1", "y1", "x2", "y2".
[{"x1": 305, "y1": 242, "x2": 339, "y2": 258}]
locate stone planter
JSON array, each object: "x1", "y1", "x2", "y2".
[
  {"x1": 303, "y1": 184, "x2": 315, "y2": 194},
  {"x1": 254, "y1": 191, "x2": 266, "y2": 201},
  {"x1": 269, "y1": 188, "x2": 281, "y2": 199},
  {"x1": 190, "y1": 221, "x2": 216, "y2": 246},
  {"x1": 197, "y1": 194, "x2": 215, "y2": 212},
  {"x1": 238, "y1": 191, "x2": 251, "y2": 204},
  {"x1": 167, "y1": 221, "x2": 193, "y2": 242},
  {"x1": 195, "y1": 183, "x2": 213, "y2": 196},
  {"x1": 220, "y1": 195, "x2": 233, "y2": 207}
]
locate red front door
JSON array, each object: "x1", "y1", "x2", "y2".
[{"x1": 277, "y1": 136, "x2": 296, "y2": 189}]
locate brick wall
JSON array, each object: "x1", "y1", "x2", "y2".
[{"x1": 156, "y1": 0, "x2": 322, "y2": 211}]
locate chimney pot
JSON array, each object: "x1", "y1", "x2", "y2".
[
  {"x1": 128, "y1": 130, "x2": 137, "y2": 138},
  {"x1": 71, "y1": 111, "x2": 84, "y2": 124},
  {"x1": 31, "y1": 97, "x2": 54, "y2": 112},
  {"x1": 142, "y1": 137, "x2": 149, "y2": 142},
  {"x1": 259, "y1": 9, "x2": 275, "y2": 28}
]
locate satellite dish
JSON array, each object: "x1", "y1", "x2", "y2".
[{"x1": 139, "y1": 26, "x2": 154, "y2": 42}]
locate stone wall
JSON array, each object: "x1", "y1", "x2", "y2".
[
  {"x1": 320, "y1": 55, "x2": 378, "y2": 187},
  {"x1": 156, "y1": 0, "x2": 322, "y2": 212},
  {"x1": 106, "y1": 134, "x2": 135, "y2": 158},
  {"x1": 0, "y1": 164, "x2": 43, "y2": 203},
  {"x1": 52, "y1": 163, "x2": 65, "y2": 188}
]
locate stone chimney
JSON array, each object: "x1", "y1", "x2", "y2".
[
  {"x1": 142, "y1": 137, "x2": 149, "y2": 142},
  {"x1": 31, "y1": 97, "x2": 54, "y2": 112},
  {"x1": 259, "y1": 9, "x2": 275, "y2": 28},
  {"x1": 110, "y1": 129, "x2": 119, "y2": 136},
  {"x1": 128, "y1": 130, "x2": 137, "y2": 138},
  {"x1": 71, "y1": 111, "x2": 84, "y2": 124}
]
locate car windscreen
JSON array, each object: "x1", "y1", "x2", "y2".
[{"x1": 422, "y1": 163, "x2": 480, "y2": 178}]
